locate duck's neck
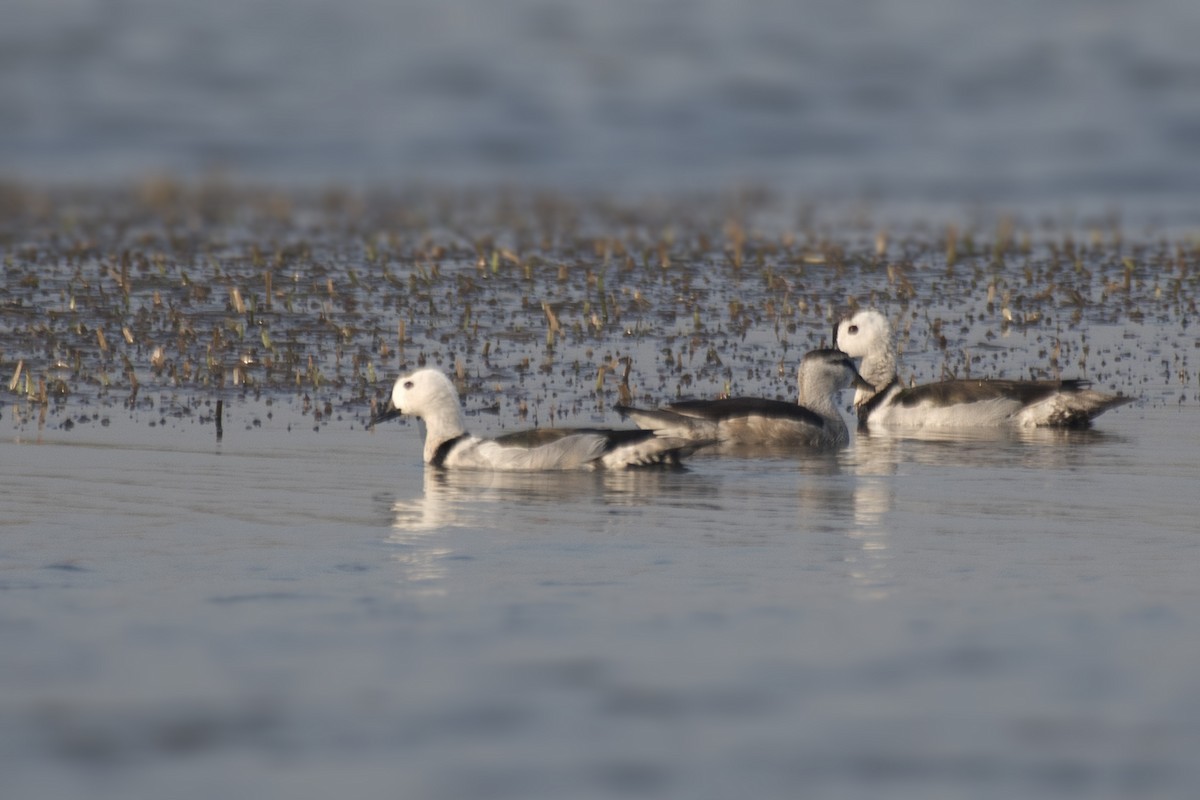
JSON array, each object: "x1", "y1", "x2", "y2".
[
  {"x1": 797, "y1": 376, "x2": 840, "y2": 420},
  {"x1": 421, "y1": 405, "x2": 469, "y2": 464},
  {"x1": 855, "y1": 346, "x2": 898, "y2": 408}
]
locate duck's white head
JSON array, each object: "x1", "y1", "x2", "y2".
[
  {"x1": 371, "y1": 368, "x2": 467, "y2": 441},
  {"x1": 389, "y1": 369, "x2": 460, "y2": 418},
  {"x1": 834, "y1": 309, "x2": 898, "y2": 406},
  {"x1": 834, "y1": 309, "x2": 892, "y2": 359}
]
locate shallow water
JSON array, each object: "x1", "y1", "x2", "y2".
[
  {"x1": 6, "y1": 1, "x2": 1200, "y2": 792},
  {"x1": 2, "y1": 180, "x2": 1198, "y2": 798},
  {"x1": 4, "y1": 399, "x2": 1199, "y2": 799}
]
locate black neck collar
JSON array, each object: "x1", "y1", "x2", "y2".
[
  {"x1": 430, "y1": 434, "x2": 468, "y2": 467},
  {"x1": 857, "y1": 378, "x2": 898, "y2": 428}
]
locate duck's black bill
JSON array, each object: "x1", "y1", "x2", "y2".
[{"x1": 369, "y1": 403, "x2": 402, "y2": 428}]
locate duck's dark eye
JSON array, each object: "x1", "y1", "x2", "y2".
[
  {"x1": 847, "y1": 325, "x2": 858, "y2": 334},
  {"x1": 403, "y1": 381, "x2": 414, "y2": 390}
]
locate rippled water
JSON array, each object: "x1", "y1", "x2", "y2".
[{"x1": 4, "y1": 399, "x2": 1199, "y2": 798}]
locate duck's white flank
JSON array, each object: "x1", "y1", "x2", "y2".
[
  {"x1": 371, "y1": 368, "x2": 702, "y2": 470},
  {"x1": 617, "y1": 348, "x2": 868, "y2": 449},
  {"x1": 834, "y1": 309, "x2": 1132, "y2": 429}
]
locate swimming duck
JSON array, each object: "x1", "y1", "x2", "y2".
[
  {"x1": 615, "y1": 348, "x2": 869, "y2": 450},
  {"x1": 834, "y1": 308, "x2": 1132, "y2": 429},
  {"x1": 371, "y1": 368, "x2": 704, "y2": 470}
]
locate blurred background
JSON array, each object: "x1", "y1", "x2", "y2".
[{"x1": 3, "y1": 0, "x2": 1200, "y2": 218}]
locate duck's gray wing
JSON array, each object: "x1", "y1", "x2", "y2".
[
  {"x1": 663, "y1": 397, "x2": 828, "y2": 427},
  {"x1": 491, "y1": 428, "x2": 579, "y2": 448},
  {"x1": 612, "y1": 406, "x2": 721, "y2": 446},
  {"x1": 890, "y1": 379, "x2": 1091, "y2": 408},
  {"x1": 492, "y1": 427, "x2": 659, "y2": 450},
  {"x1": 618, "y1": 399, "x2": 842, "y2": 448},
  {"x1": 489, "y1": 426, "x2": 702, "y2": 469}
]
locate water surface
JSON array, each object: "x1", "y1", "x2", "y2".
[
  {"x1": 5, "y1": 0, "x2": 1200, "y2": 224},
  {"x1": 2, "y1": 164, "x2": 1198, "y2": 796},
  {"x1": 4, "y1": 401, "x2": 1199, "y2": 798}
]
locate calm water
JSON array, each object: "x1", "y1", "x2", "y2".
[
  {"x1": 5, "y1": 1, "x2": 1200, "y2": 795},
  {"x1": 4, "y1": 400, "x2": 1199, "y2": 799},
  {"x1": 3, "y1": 184, "x2": 1198, "y2": 797},
  {"x1": 5, "y1": 0, "x2": 1200, "y2": 222}
]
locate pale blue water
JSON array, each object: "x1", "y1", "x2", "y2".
[
  {"x1": 3, "y1": 186, "x2": 1198, "y2": 796},
  {"x1": 4, "y1": 0, "x2": 1200, "y2": 221},
  {"x1": 5, "y1": 2, "x2": 1200, "y2": 796},
  {"x1": 4, "y1": 402, "x2": 1200, "y2": 799}
]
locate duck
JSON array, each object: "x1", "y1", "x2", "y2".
[
  {"x1": 833, "y1": 308, "x2": 1133, "y2": 429},
  {"x1": 370, "y1": 368, "x2": 705, "y2": 470},
  {"x1": 614, "y1": 348, "x2": 870, "y2": 450}
]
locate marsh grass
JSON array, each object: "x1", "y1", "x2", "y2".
[{"x1": 2, "y1": 180, "x2": 1197, "y2": 432}]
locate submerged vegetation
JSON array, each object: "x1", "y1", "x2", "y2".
[{"x1": 2, "y1": 178, "x2": 1198, "y2": 433}]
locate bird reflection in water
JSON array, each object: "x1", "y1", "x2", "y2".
[
  {"x1": 785, "y1": 452, "x2": 896, "y2": 602},
  {"x1": 838, "y1": 424, "x2": 1123, "y2": 601},
  {"x1": 384, "y1": 468, "x2": 483, "y2": 598},
  {"x1": 845, "y1": 475, "x2": 895, "y2": 602},
  {"x1": 853, "y1": 424, "x2": 1122, "y2": 470},
  {"x1": 384, "y1": 466, "x2": 711, "y2": 596}
]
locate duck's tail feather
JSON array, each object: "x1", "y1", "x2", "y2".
[
  {"x1": 1027, "y1": 390, "x2": 1134, "y2": 428},
  {"x1": 599, "y1": 434, "x2": 714, "y2": 468},
  {"x1": 612, "y1": 405, "x2": 719, "y2": 442}
]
